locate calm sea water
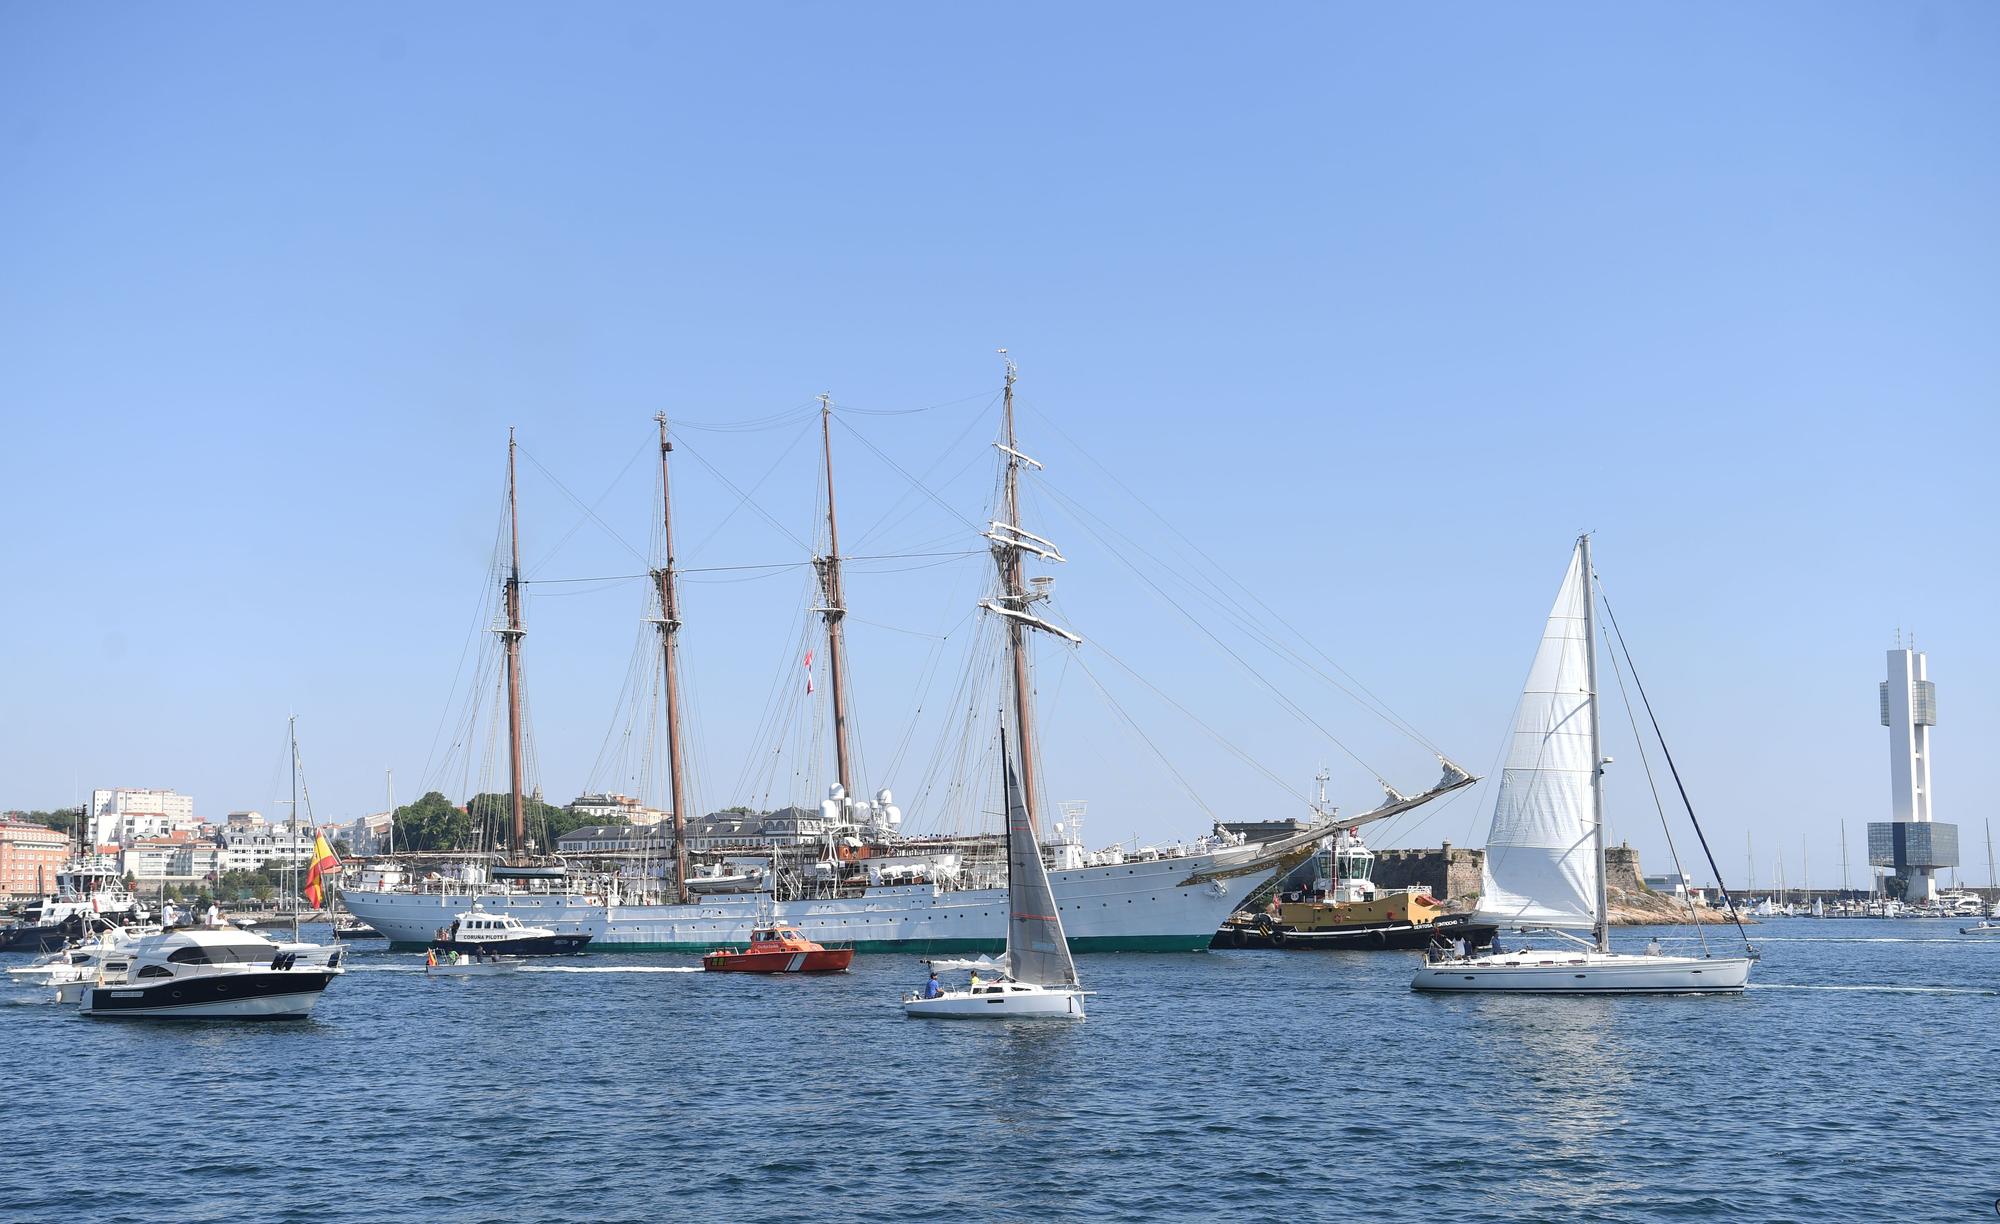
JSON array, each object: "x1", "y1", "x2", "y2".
[{"x1": 2, "y1": 919, "x2": 1995, "y2": 1223}]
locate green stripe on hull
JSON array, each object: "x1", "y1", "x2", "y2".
[{"x1": 385, "y1": 933, "x2": 1211, "y2": 955}]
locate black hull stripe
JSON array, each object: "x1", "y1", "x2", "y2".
[{"x1": 85, "y1": 971, "x2": 334, "y2": 1013}]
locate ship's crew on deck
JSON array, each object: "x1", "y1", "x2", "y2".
[{"x1": 921, "y1": 972, "x2": 943, "y2": 999}]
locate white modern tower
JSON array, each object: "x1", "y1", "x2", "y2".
[
  {"x1": 1881, "y1": 648, "x2": 1935, "y2": 826},
  {"x1": 1873, "y1": 646, "x2": 1954, "y2": 902}
]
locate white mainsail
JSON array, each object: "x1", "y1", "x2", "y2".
[
  {"x1": 1002, "y1": 734, "x2": 1080, "y2": 988},
  {"x1": 1471, "y1": 543, "x2": 1600, "y2": 930}
]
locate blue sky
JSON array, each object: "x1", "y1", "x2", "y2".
[{"x1": 3, "y1": 3, "x2": 1995, "y2": 888}]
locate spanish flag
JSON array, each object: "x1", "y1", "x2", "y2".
[{"x1": 304, "y1": 832, "x2": 341, "y2": 909}]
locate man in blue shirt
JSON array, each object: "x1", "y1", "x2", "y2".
[{"x1": 921, "y1": 971, "x2": 943, "y2": 999}]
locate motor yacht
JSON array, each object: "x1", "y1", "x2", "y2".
[{"x1": 60, "y1": 928, "x2": 338, "y2": 1019}]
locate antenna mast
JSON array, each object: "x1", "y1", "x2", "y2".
[
  {"x1": 815, "y1": 394, "x2": 855, "y2": 799},
  {"x1": 653, "y1": 413, "x2": 691, "y2": 905},
  {"x1": 501, "y1": 430, "x2": 528, "y2": 859}
]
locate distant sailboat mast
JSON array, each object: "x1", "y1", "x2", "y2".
[
  {"x1": 502, "y1": 430, "x2": 528, "y2": 859},
  {"x1": 652, "y1": 413, "x2": 692, "y2": 905}
]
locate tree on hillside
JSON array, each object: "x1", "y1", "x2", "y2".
[
  {"x1": 5, "y1": 807, "x2": 84, "y2": 838},
  {"x1": 392, "y1": 791, "x2": 472, "y2": 852}
]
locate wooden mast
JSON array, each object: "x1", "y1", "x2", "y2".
[
  {"x1": 815, "y1": 394, "x2": 855, "y2": 799},
  {"x1": 653, "y1": 412, "x2": 691, "y2": 905},
  {"x1": 998, "y1": 358, "x2": 1040, "y2": 826},
  {"x1": 502, "y1": 429, "x2": 527, "y2": 859}
]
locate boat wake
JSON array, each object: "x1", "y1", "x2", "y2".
[
  {"x1": 349, "y1": 964, "x2": 703, "y2": 974},
  {"x1": 521, "y1": 965, "x2": 703, "y2": 974},
  {"x1": 1737, "y1": 936, "x2": 1971, "y2": 944},
  {"x1": 1749, "y1": 983, "x2": 1997, "y2": 996}
]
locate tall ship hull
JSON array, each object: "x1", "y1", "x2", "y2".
[{"x1": 342, "y1": 851, "x2": 1271, "y2": 953}]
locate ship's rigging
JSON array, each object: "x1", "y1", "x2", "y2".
[{"x1": 398, "y1": 363, "x2": 1475, "y2": 878}]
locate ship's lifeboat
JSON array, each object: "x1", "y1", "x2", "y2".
[{"x1": 701, "y1": 924, "x2": 853, "y2": 974}]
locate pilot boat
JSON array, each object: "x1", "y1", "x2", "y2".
[
  {"x1": 429, "y1": 907, "x2": 592, "y2": 957},
  {"x1": 701, "y1": 924, "x2": 852, "y2": 973}
]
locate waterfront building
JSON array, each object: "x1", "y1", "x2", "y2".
[
  {"x1": 555, "y1": 824, "x2": 676, "y2": 855},
  {"x1": 688, "y1": 806, "x2": 825, "y2": 851},
  {"x1": 219, "y1": 818, "x2": 314, "y2": 874},
  {"x1": 569, "y1": 792, "x2": 670, "y2": 826},
  {"x1": 88, "y1": 788, "x2": 196, "y2": 847},
  {"x1": 1868, "y1": 645, "x2": 1957, "y2": 902},
  {"x1": 0, "y1": 819, "x2": 70, "y2": 901}
]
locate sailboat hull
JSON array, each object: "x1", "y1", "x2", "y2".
[
  {"x1": 902, "y1": 984, "x2": 1086, "y2": 1019},
  {"x1": 1411, "y1": 950, "x2": 1752, "y2": 994}
]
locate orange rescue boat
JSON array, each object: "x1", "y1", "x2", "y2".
[{"x1": 701, "y1": 924, "x2": 853, "y2": 974}]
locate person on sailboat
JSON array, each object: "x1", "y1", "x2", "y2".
[{"x1": 921, "y1": 972, "x2": 943, "y2": 999}]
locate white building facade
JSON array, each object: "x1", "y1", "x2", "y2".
[{"x1": 89, "y1": 788, "x2": 197, "y2": 847}]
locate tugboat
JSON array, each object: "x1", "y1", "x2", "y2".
[
  {"x1": 702, "y1": 923, "x2": 852, "y2": 973},
  {"x1": 429, "y1": 907, "x2": 592, "y2": 957},
  {"x1": 1213, "y1": 829, "x2": 1495, "y2": 951}
]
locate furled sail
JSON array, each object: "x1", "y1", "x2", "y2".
[
  {"x1": 1002, "y1": 735, "x2": 1079, "y2": 988},
  {"x1": 1471, "y1": 544, "x2": 1600, "y2": 930}
]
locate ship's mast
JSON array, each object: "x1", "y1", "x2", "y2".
[
  {"x1": 979, "y1": 356, "x2": 1082, "y2": 829},
  {"x1": 1580, "y1": 534, "x2": 1610, "y2": 953},
  {"x1": 502, "y1": 430, "x2": 528, "y2": 859},
  {"x1": 815, "y1": 394, "x2": 855, "y2": 799},
  {"x1": 653, "y1": 413, "x2": 691, "y2": 905},
  {"x1": 999, "y1": 360, "x2": 1039, "y2": 821}
]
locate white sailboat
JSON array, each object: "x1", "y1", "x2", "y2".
[
  {"x1": 903, "y1": 738, "x2": 1087, "y2": 1019},
  {"x1": 1412, "y1": 537, "x2": 1754, "y2": 995}
]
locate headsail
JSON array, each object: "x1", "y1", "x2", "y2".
[
  {"x1": 1472, "y1": 543, "x2": 1600, "y2": 930},
  {"x1": 1002, "y1": 734, "x2": 1079, "y2": 988}
]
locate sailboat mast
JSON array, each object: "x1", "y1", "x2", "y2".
[
  {"x1": 1840, "y1": 820, "x2": 1849, "y2": 895},
  {"x1": 502, "y1": 430, "x2": 527, "y2": 857},
  {"x1": 653, "y1": 413, "x2": 691, "y2": 906},
  {"x1": 1579, "y1": 534, "x2": 1610, "y2": 953},
  {"x1": 816, "y1": 395, "x2": 855, "y2": 799},
  {"x1": 289, "y1": 715, "x2": 300, "y2": 942},
  {"x1": 998, "y1": 359, "x2": 1039, "y2": 824}
]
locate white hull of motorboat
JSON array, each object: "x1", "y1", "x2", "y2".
[
  {"x1": 1412, "y1": 950, "x2": 1752, "y2": 994},
  {"x1": 428, "y1": 958, "x2": 522, "y2": 977},
  {"x1": 80, "y1": 985, "x2": 327, "y2": 1019},
  {"x1": 7, "y1": 962, "x2": 87, "y2": 986},
  {"x1": 902, "y1": 983, "x2": 1087, "y2": 1019},
  {"x1": 1959, "y1": 923, "x2": 2000, "y2": 937}
]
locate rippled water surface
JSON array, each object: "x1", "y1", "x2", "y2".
[{"x1": 3, "y1": 919, "x2": 1995, "y2": 1222}]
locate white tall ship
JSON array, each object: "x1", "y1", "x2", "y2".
[
  {"x1": 345, "y1": 367, "x2": 1469, "y2": 954},
  {"x1": 1413, "y1": 537, "x2": 1754, "y2": 995}
]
